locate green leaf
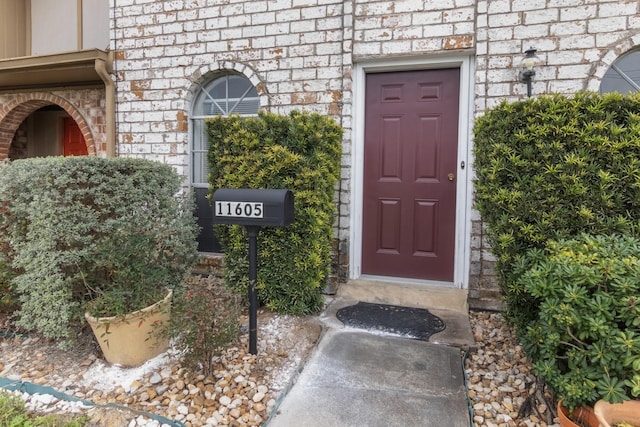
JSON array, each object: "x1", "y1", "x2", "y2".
[{"x1": 596, "y1": 375, "x2": 629, "y2": 403}]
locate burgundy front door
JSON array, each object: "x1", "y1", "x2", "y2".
[{"x1": 362, "y1": 69, "x2": 460, "y2": 281}]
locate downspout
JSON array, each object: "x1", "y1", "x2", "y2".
[{"x1": 95, "y1": 51, "x2": 116, "y2": 157}]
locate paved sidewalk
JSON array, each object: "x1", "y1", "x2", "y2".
[{"x1": 266, "y1": 327, "x2": 471, "y2": 427}]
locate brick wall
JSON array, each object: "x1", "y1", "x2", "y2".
[
  {"x1": 111, "y1": 0, "x2": 349, "y2": 180},
  {"x1": 352, "y1": 0, "x2": 476, "y2": 58},
  {"x1": 470, "y1": 0, "x2": 640, "y2": 307},
  {"x1": 0, "y1": 89, "x2": 107, "y2": 159},
  {"x1": 110, "y1": 0, "x2": 640, "y2": 308},
  {"x1": 475, "y1": 0, "x2": 640, "y2": 110},
  {"x1": 111, "y1": 0, "x2": 355, "y2": 290},
  {"x1": 8, "y1": 120, "x2": 28, "y2": 159}
]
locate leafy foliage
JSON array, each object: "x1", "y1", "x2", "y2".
[
  {"x1": 518, "y1": 234, "x2": 640, "y2": 409},
  {"x1": 206, "y1": 111, "x2": 342, "y2": 314},
  {"x1": 0, "y1": 157, "x2": 199, "y2": 343},
  {"x1": 168, "y1": 276, "x2": 241, "y2": 376},
  {"x1": 0, "y1": 190, "x2": 18, "y2": 313},
  {"x1": 473, "y1": 92, "x2": 640, "y2": 330},
  {"x1": 0, "y1": 391, "x2": 89, "y2": 426}
]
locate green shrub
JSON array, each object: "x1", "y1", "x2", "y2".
[
  {"x1": 207, "y1": 111, "x2": 342, "y2": 314},
  {"x1": 518, "y1": 234, "x2": 640, "y2": 409},
  {"x1": 473, "y1": 92, "x2": 640, "y2": 331},
  {"x1": 0, "y1": 391, "x2": 89, "y2": 426},
  {"x1": 169, "y1": 276, "x2": 241, "y2": 376},
  {"x1": 0, "y1": 251, "x2": 17, "y2": 314},
  {"x1": 0, "y1": 157, "x2": 199, "y2": 343},
  {"x1": 0, "y1": 180, "x2": 18, "y2": 313}
]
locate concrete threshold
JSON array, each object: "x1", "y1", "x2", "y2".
[{"x1": 328, "y1": 279, "x2": 476, "y2": 350}]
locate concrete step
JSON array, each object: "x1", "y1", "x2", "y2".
[
  {"x1": 324, "y1": 279, "x2": 476, "y2": 350},
  {"x1": 337, "y1": 279, "x2": 469, "y2": 313}
]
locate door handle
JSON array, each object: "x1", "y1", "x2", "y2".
[{"x1": 448, "y1": 173, "x2": 455, "y2": 181}]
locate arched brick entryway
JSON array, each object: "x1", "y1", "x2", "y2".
[{"x1": 0, "y1": 93, "x2": 96, "y2": 160}]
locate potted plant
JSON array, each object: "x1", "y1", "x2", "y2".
[
  {"x1": 557, "y1": 401, "x2": 599, "y2": 427},
  {"x1": 0, "y1": 157, "x2": 199, "y2": 365},
  {"x1": 84, "y1": 289, "x2": 174, "y2": 367},
  {"x1": 80, "y1": 182, "x2": 200, "y2": 366},
  {"x1": 516, "y1": 234, "x2": 640, "y2": 425}
]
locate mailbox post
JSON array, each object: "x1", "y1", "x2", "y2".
[{"x1": 212, "y1": 189, "x2": 295, "y2": 355}]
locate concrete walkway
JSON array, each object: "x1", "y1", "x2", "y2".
[{"x1": 266, "y1": 280, "x2": 475, "y2": 427}]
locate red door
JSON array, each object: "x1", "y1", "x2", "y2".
[
  {"x1": 63, "y1": 118, "x2": 88, "y2": 156},
  {"x1": 362, "y1": 69, "x2": 460, "y2": 281}
]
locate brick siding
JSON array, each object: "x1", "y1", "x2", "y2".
[
  {"x1": 108, "y1": 0, "x2": 640, "y2": 308},
  {"x1": 1, "y1": 0, "x2": 634, "y2": 307},
  {"x1": 0, "y1": 89, "x2": 107, "y2": 159}
]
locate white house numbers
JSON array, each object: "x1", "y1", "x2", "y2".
[{"x1": 215, "y1": 201, "x2": 264, "y2": 219}]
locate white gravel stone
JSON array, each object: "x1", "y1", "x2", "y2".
[
  {"x1": 219, "y1": 395, "x2": 232, "y2": 406},
  {"x1": 2, "y1": 305, "x2": 559, "y2": 426}
]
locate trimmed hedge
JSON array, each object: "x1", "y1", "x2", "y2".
[
  {"x1": 206, "y1": 111, "x2": 342, "y2": 314},
  {"x1": 473, "y1": 92, "x2": 640, "y2": 331},
  {"x1": 0, "y1": 157, "x2": 199, "y2": 342}
]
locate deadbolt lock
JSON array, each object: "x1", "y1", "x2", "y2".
[{"x1": 448, "y1": 173, "x2": 455, "y2": 181}]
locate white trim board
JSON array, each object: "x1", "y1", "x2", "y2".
[{"x1": 349, "y1": 55, "x2": 475, "y2": 290}]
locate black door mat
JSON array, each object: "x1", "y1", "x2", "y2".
[{"x1": 336, "y1": 301, "x2": 446, "y2": 341}]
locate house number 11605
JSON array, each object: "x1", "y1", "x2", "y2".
[{"x1": 215, "y1": 201, "x2": 264, "y2": 218}]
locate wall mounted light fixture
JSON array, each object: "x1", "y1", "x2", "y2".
[{"x1": 518, "y1": 47, "x2": 541, "y2": 97}]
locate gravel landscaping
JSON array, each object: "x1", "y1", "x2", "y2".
[
  {"x1": 0, "y1": 310, "x2": 322, "y2": 426},
  {"x1": 0, "y1": 306, "x2": 559, "y2": 426},
  {"x1": 466, "y1": 310, "x2": 558, "y2": 427}
]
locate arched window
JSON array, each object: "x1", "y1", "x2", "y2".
[
  {"x1": 191, "y1": 73, "x2": 260, "y2": 252},
  {"x1": 600, "y1": 49, "x2": 640, "y2": 94}
]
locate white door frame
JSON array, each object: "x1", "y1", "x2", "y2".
[{"x1": 349, "y1": 55, "x2": 475, "y2": 289}]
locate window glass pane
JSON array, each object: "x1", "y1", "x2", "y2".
[
  {"x1": 227, "y1": 75, "x2": 256, "y2": 98},
  {"x1": 192, "y1": 119, "x2": 209, "y2": 185},
  {"x1": 192, "y1": 120, "x2": 205, "y2": 151},
  {"x1": 192, "y1": 151, "x2": 207, "y2": 185},
  {"x1": 190, "y1": 73, "x2": 259, "y2": 252},
  {"x1": 208, "y1": 79, "x2": 228, "y2": 98},
  {"x1": 601, "y1": 50, "x2": 640, "y2": 94},
  {"x1": 233, "y1": 98, "x2": 260, "y2": 115},
  {"x1": 194, "y1": 74, "x2": 259, "y2": 116}
]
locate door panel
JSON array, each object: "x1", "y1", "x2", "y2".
[
  {"x1": 379, "y1": 198, "x2": 401, "y2": 252},
  {"x1": 413, "y1": 200, "x2": 436, "y2": 254},
  {"x1": 63, "y1": 118, "x2": 88, "y2": 156},
  {"x1": 362, "y1": 69, "x2": 460, "y2": 281}
]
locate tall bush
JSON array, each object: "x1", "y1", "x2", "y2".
[
  {"x1": 0, "y1": 157, "x2": 199, "y2": 342},
  {"x1": 206, "y1": 111, "x2": 342, "y2": 314},
  {"x1": 473, "y1": 92, "x2": 640, "y2": 331}
]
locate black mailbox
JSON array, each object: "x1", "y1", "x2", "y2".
[{"x1": 212, "y1": 188, "x2": 295, "y2": 227}]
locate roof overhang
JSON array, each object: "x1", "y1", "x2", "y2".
[{"x1": 0, "y1": 49, "x2": 112, "y2": 91}]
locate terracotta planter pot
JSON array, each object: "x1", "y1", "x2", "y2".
[
  {"x1": 558, "y1": 400, "x2": 600, "y2": 427},
  {"x1": 594, "y1": 400, "x2": 640, "y2": 427},
  {"x1": 85, "y1": 290, "x2": 172, "y2": 367}
]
